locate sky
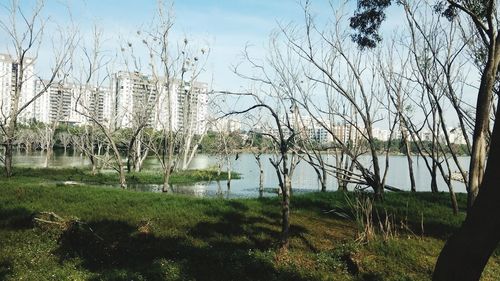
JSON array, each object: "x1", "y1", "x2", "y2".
[
  {"x1": 0, "y1": 0, "x2": 472, "y2": 127},
  {"x1": 0, "y1": 0, "x2": 475, "y2": 129},
  {"x1": 0, "y1": 0, "x2": 350, "y2": 91}
]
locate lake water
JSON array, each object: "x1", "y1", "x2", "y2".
[{"x1": 10, "y1": 150, "x2": 469, "y2": 198}]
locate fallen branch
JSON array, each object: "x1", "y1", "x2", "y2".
[{"x1": 33, "y1": 211, "x2": 103, "y2": 241}]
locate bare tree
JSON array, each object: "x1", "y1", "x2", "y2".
[
  {"x1": 73, "y1": 27, "x2": 126, "y2": 188},
  {"x1": 0, "y1": 0, "x2": 76, "y2": 176},
  {"x1": 57, "y1": 131, "x2": 72, "y2": 154},
  {"x1": 227, "y1": 37, "x2": 310, "y2": 250},
  {"x1": 275, "y1": 4, "x2": 398, "y2": 197},
  {"x1": 138, "y1": 1, "x2": 210, "y2": 191},
  {"x1": 225, "y1": 99, "x2": 299, "y2": 250},
  {"x1": 378, "y1": 42, "x2": 417, "y2": 192}
]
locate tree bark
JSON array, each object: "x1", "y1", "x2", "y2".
[
  {"x1": 257, "y1": 156, "x2": 264, "y2": 193},
  {"x1": 403, "y1": 137, "x2": 416, "y2": 192},
  {"x1": 431, "y1": 161, "x2": 438, "y2": 193},
  {"x1": 162, "y1": 131, "x2": 174, "y2": 193},
  {"x1": 280, "y1": 175, "x2": 291, "y2": 250},
  {"x1": 4, "y1": 137, "x2": 14, "y2": 177},
  {"x1": 433, "y1": 99, "x2": 500, "y2": 280},
  {"x1": 467, "y1": 46, "x2": 499, "y2": 210},
  {"x1": 321, "y1": 165, "x2": 327, "y2": 192},
  {"x1": 226, "y1": 157, "x2": 232, "y2": 190},
  {"x1": 163, "y1": 174, "x2": 170, "y2": 193}
]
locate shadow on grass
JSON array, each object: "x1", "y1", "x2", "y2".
[
  {"x1": 291, "y1": 191, "x2": 467, "y2": 239},
  {"x1": 54, "y1": 203, "x2": 311, "y2": 281},
  {"x1": 0, "y1": 260, "x2": 12, "y2": 280},
  {"x1": 0, "y1": 207, "x2": 34, "y2": 230}
]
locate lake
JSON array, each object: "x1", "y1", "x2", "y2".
[{"x1": 10, "y1": 150, "x2": 469, "y2": 198}]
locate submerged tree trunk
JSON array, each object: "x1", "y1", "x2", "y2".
[
  {"x1": 226, "y1": 157, "x2": 232, "y2": 190},
  {"x1": 44, "y1": 145, "x2": 52, "y2": 168},
  {"x1": 370, "y1": 152, "x2": 384, "y2": 199},
  {"x1": 401, "y1": 130, "x2": 416, "y2": 192},
  {"x1": 320, "y1": 165, "x2": 327, "y2": 192},
  {"x1": 162, "y1": 169, "x2": 172, "y2": 192},
  {"x1": 257, "y1": 156, "x2": 264, "y2": 193},
  {"x1": 430, "y1": 158, "x2": 439, "y2": 193},
  {"x1": 433, "y1": 99, "x2": 500, "y2": 280}
]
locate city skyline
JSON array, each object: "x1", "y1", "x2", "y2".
[{"x1": 0, "y1": 53, "x2": 209, "y2": 134}]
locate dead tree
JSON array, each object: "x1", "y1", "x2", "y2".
[
  {"x1": 0, "y1": 0, "x2": 76, "y2": 176},
  {"x1": 73, "y1": 26, "x2": 126, "y2": 188}
]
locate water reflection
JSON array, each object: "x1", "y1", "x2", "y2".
[{"x1": 9, "y1": 150, "x2": 469, "y2": 197}]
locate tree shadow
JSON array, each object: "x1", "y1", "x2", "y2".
[
  {"x1": 0, "y1": 207, "x2": 34, "y2": 230},
  {"x1": 54, "y1": 203, "x2": 312, "y2": 281},
  {"x1": 0, "y1": 260, "x2": 12, "y2": 280}
]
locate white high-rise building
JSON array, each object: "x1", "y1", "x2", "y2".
[
  {"x1": 113, "y1": 72, "x2": 208, "y2": 134},
  {"x1": 34, "y1": 81, "x2": 111, "y2": 126},
  {"x1": 154, "y1": 79, "x2": 178, "y2": 131},
  {"x1": 112, "y1": 71, "x2": 157, "y2": 129},
  {"x1": 0, "y1": 54, "x2": 36, "y2": 123},
  {"x1": 34, "y1": 81, "x2": 73, "y2": 124},
  {"x1": 73, "y1": 85, "x2": 112, "y2": 126},
  {"x1": 209, "y1": 117, "x2": 242, "y2": 133},
  {"x1": 176, "y1": 81, "x2": 208, "y2": 135}
]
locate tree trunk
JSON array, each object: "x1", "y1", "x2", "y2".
[
  {"x1": 436, "y1": 159, "x2": 459, "y2": 215},
  {"x1": 44, "y1": 145, "x2": 52, "y2": 168},
  {"x1": 126, "y1": 147, "x2": 133, "y2": 173},
  {"x1": 467, "y1": 45, "x2": 499, "y2": 210},
  {"x1": 320, "y1": 165, "x2": 327, "y2": 192},
  {"x1": 258, "y1": 158, "x2": 264, "y2": 193},
  {"x1": 91, "y1": 156, "x2": 97, "y2": 175},
  {"x1": 402, "y1": 133, "x2": 416, "y2": 192},
  {"x1": 371, "y1": 161, "x2": 384, "y2": 199},
  {"x1": 280, "y1": 175, "x2": 291, "y2": 250},
  {"x1": 118, "y1": 165, "x2": 127, "y2": 189},
  {"x1": 162, "y1": 130, "x2": 174, "y2": 193},
  {"x1": 163, "y1": 171, "x2": 171, "y2": 193},
  {"x1": 162, "y1": 153, "x2": 172, "y2": 193},
  {"x1": 226, "y1": 156, "x2": 232, "y2": 190},
  {"x1": 4, "y1": 138, "x2": 14, "y2": 177},
  {"x1": 367, "y1": 125, "x2": 384, "y2": 198},
  {"x1": 431, "y1": 159, "x2": 438, "y2": 193},
  {"x1": 433, "y1": 99, "x2": 500, "y2": 280}
]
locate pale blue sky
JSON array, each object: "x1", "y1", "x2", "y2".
[
  {"x1": 2, "y1": 0, "x2": 354, "y2": 91},
  {"x1": 0, "y1": 1, "x2": 474, "y2": 128},
  {"x1": 2, "y1": 1, "x2": 407, "y2": 88}
]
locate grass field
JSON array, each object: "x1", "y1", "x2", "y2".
[
  {"x1": 5, "y1": 167, "x2": 238, "y2": 186},
  {"x1": 0, "y1": 168, "x2": 499, "y2": 280}
]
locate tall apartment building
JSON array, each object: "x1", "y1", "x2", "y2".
[
  {"x1": 0, "y1": 54, "x2": 36, "y2": 123},
  {"x1": 0, "y1": 59, "x2": 208, "y2": 131},
  {"x1": 174, "y1": 81, "x2": 208, "y2": 135},
  {"x1": 113, "y1": 72, "x2": 208, "y2": 134},
  {"x1": 74, "y1": 85, "x2": 112, "y2": 126},
  {"x1": 34, "y1": 81, "x2": 73, "y2": 124},
  {"x1": 112, "y1": 71, "x2": 157, "y2": 129},
  {"x1": 294, "y1": 115, "x2": 333, "y2": 144},
  {"x1": 34, "y1": 81, "x2": 111, "y2": 126},
  {"x1": 209, "y1": 117, "x2": 242, "y2": 133}
]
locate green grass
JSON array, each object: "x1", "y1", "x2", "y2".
[
  {"x1": 0, "y1": 174, "x2": 499, "y2": 280},
  {"x1": 5, "y1": 167, "x2": 239, "y2": 186}
]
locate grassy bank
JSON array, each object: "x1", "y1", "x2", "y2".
[
  {"x1": 4, "y1": 167, "x2": 239, "y2": 186},
  {"x1": 0, "y1": 178, "x2": 499, "y2": 280}
]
